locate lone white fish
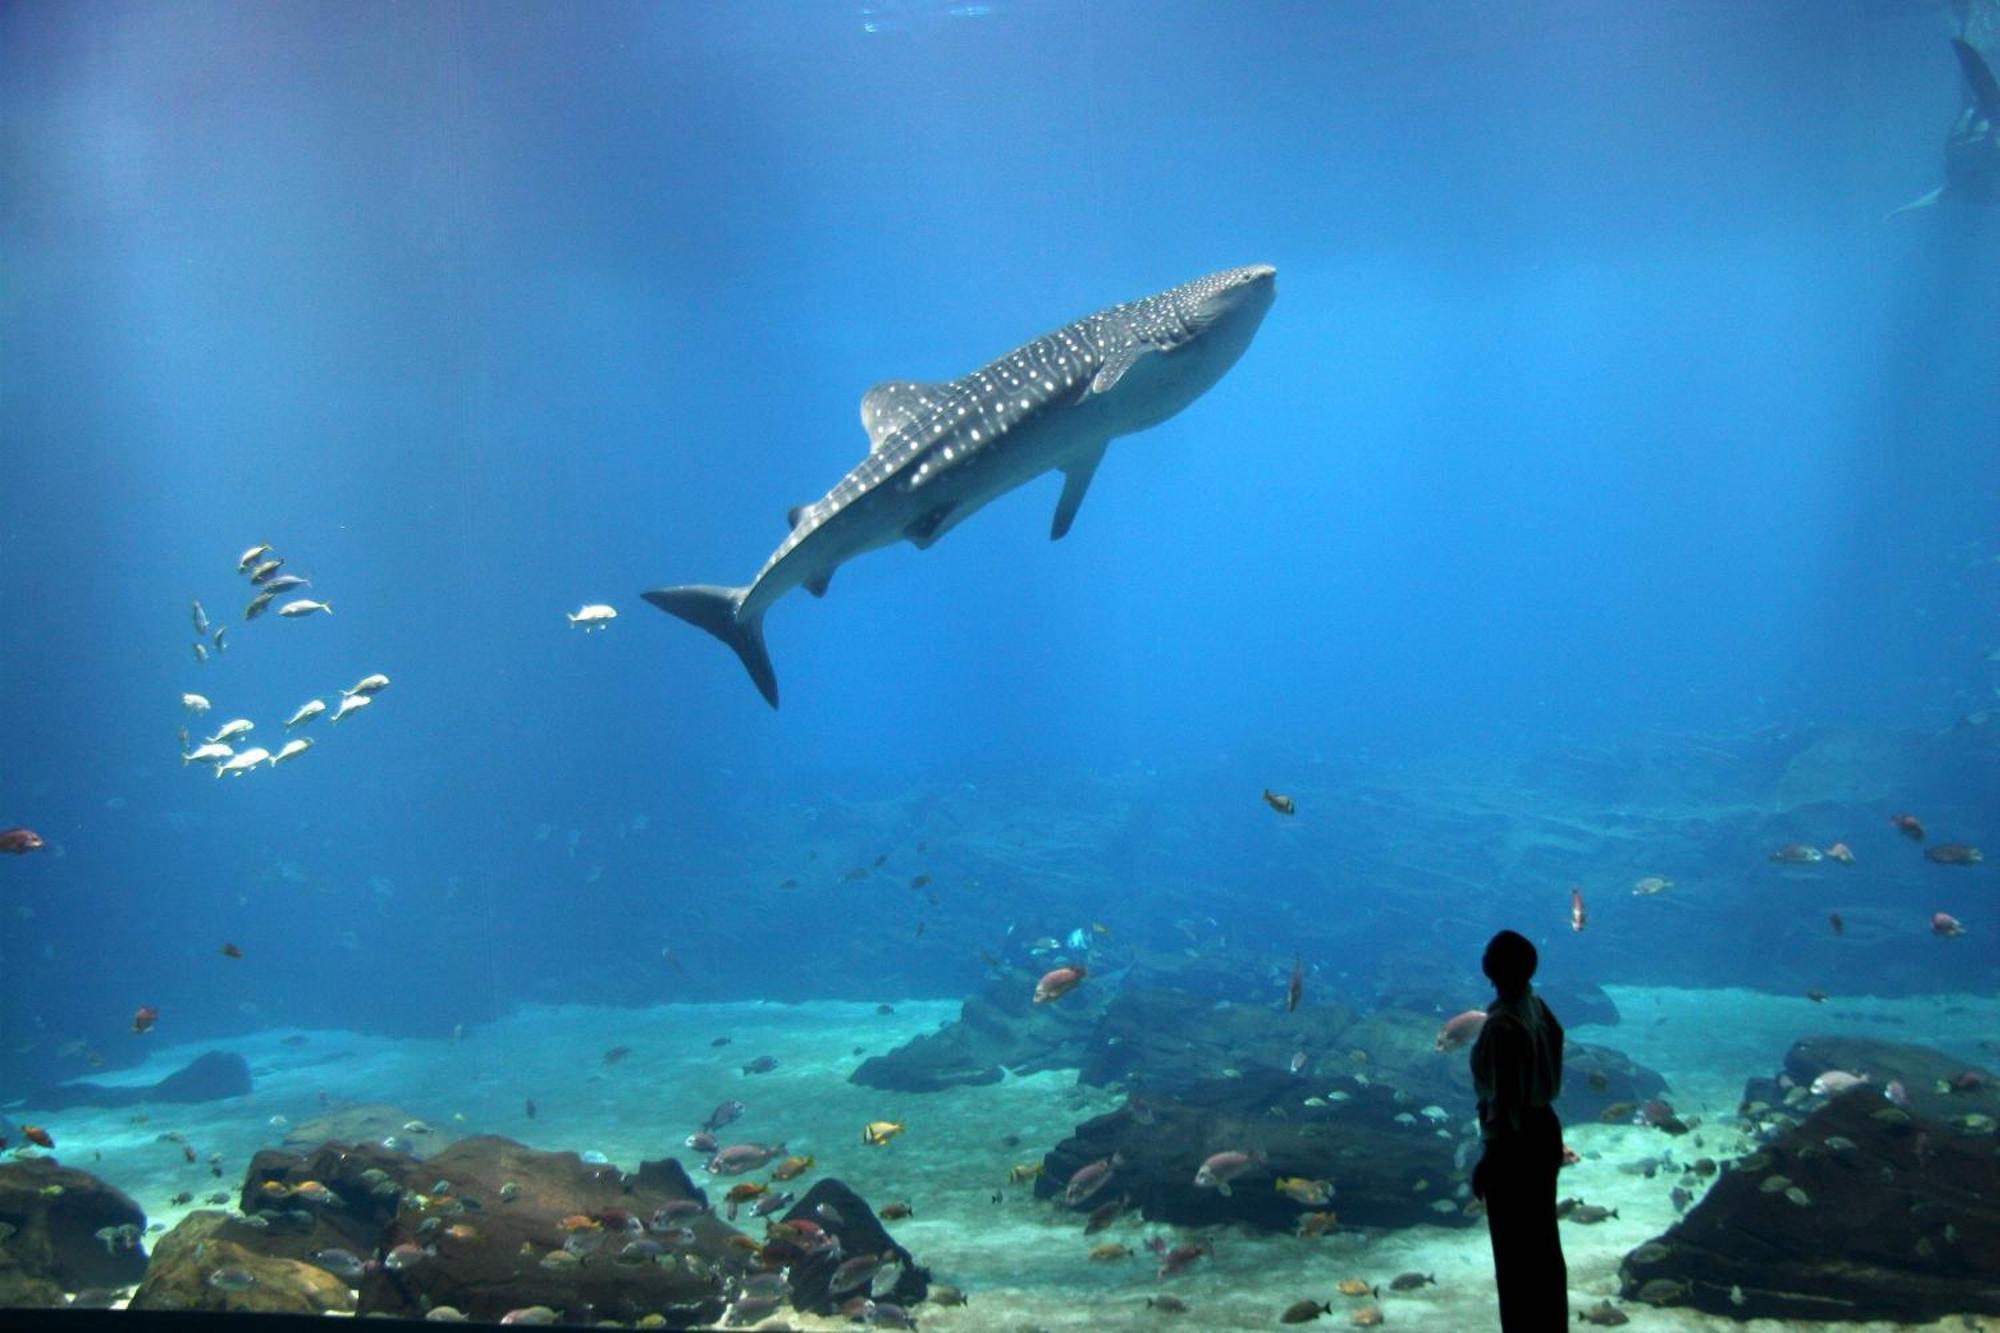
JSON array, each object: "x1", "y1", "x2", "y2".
[
  {"x1": 330, "y1": 693, "x2": 371, "y2": 722},
  {"x1": 237, "y1": 544, "x2": 271, "y2": 573},
  {"x1": 191, "y1": 600, "x2": 210, "y2": 637},
  {"x1": 182, "y1": 693, "x2": 212, "y2": 714},
  {"x1": 344, "y1": 674, "x2": 390, "y2": 696},
  {"x1": 216, "y1": 747, "x2": 271, "y2": 777},
  {"x1": 285, "y1": 700, "x2": 327, "y2": 728},
  {"x1": 568, "y1": 604, "x2": 617, "y2": 632},
  {"x1": 207, "y1": 719, "x2": 255, "y2": 744},
  {"x1": 269, "y1": 738, "x2": 313, "y2": 766},
  {"x1": 277, "y1": 599, "x2": 331, "y2": 617},
  {"x1": 182, "y1": 743, "x2": 233, "y2": 766}
]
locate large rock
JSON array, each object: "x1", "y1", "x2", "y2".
[
  {"x1": 1617, "y1": 1082, "x2": 2000, "y2": 1321},
  {"x1": 350, "y1": 1135, "x2": 745, "y2": 1325},
  {"x1": 280, "y1": 1102, "x2": 450, "y2": 1157},
  {"x1": 0, "y1": 1156, "x2": 149, "y2": 1292},
  {"x1": 130, "y1": 1211, "x2": 355, "y2": 1315},
  {"x1": 33, "y1": 1051, "x2": 251, "y2": 1110},
  {"x1": 778, "y1": 1178, "x2": 928, "y2": 1313},
  {"x1": 1036, "y1": 1070, "x2": 1478, "y2": 1232},
  {"x1": 1077, "y1": 986, "x2": 1355, "y2": 1094}
]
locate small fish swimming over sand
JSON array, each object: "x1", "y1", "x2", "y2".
[
  {"x1": 278, "y1": 598, "x2": 331, "y2": 617},
  {"x1": 1281, "y1": 1300, "x2": 1332, "y2": 1324},
  {"x1": 285, "y1": 700, "x2": 326, "y2": 728},
  {"x1": 862, "y1": 1120, "x2": 905, "y2": 1147},
  {"x1": 567, "y1": 604, "x2": 617, "y2": 632}
]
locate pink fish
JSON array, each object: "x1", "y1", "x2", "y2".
[
  {"x1": 1809, "y1": 1070, "x2": 1869, "y2": 1097},
  {"x1": 1064, "y1": 1153, "x2": 1122, "y2": 1205},
  {"x1": 0, "y1": 827, "x2": 44, "y2": 855},
  {"x1": 1144, "y1": 1235, "x2": 1212, "y2": 1279},
  {"x1": 1932, "y1": 912, "x2": 1965, "y2": 938},
  {"x1": 1193, "y1": 1149, "x2": 1262, "y2": 1197},
  {"x1": 706, "y1": 1141, "x2": 786, "y2": 1175},
  {"x1": 1434, "y1": 1010, "x2": 1487, "y2": 1053},
  {"x1": 1033, "y1": 965, "x2": 1087, "y2": 1004}
]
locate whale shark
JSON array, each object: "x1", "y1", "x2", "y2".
[
  {"x1": 645, "y1": 265, "x2": 1277, "y2": 707},
  {"x1": 1893, "y1": 38, "x2": 2000, "y2": 215}
]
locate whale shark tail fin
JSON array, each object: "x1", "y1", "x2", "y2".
[
  {"x1": 1953, "y1": 38, "x2": 2000, "y2": 118},
  {"x1": 642, "y1": 584, "x2": 778, "y2": 708}
]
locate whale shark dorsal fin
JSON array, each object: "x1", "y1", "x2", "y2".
[
  {"x1": 787, "y1": 505, "x2": 808, "y2": 530},
  {"x1": 1051, "y1": 446, "x2": 1106, "y2": 541},
  {"x1": 1954, "y1": 38, "x2": 2000, "y2": 118},
  {"x1": 1091, "y1": 345, "x2": 1143, "y2": 396},
  {"x1": 860, "y1": 380, "x2": 948, "y2": 451},
  {"x1": 805, "y1": 572, "x2": 833, "y2": 598}
]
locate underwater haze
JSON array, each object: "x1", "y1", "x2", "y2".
[{"x1": 1, "y1": 2, "x2": 1997, "y2": 1329}]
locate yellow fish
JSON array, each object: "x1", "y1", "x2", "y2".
[
  {"x1": 1335, "y1": 1279, "x2": 1377, "y2": 1298},
  {"x1": 1276, "y1": 1176, "x2": 1335, "y2": 1206},
  {"x1": 862, "y1": 1120, "x2": 905, "y2": 1147},
  {"x1": 1007, "y1": 1162, "x2": 1044, "y2": 1183}
]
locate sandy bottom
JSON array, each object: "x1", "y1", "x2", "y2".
[{"x1": 8, "y1": 984, "x2": 1999, "y2": 1331}]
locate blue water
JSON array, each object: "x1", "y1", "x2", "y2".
[{"x1": 1, "y1": 0, "x2": 1995, "y2": 1109}]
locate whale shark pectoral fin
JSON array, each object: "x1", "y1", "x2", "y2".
[
  {"x1": 904, "y1": 504, "x2": 959, "y2": 550},
  {"x1": 1090, "y1": 345, "x2": 1144, "y2": 396},
  {"x1": 1051, "y1": 446, "x2": 1106, "y2": 541},
  {"x1": 641, "y1": 584, "x2": 779, "y2": 709},
  {"x1": 1888, "y1": 185, "x2": 1946, "y2": 219},
  {"x1": 1954, "y1": 38, "x2": 2000, "y2": 118},
  {"x1": 805, "y1": 571, "x2": 834, "y2": 598}
]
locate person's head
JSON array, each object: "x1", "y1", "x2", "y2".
[{"x1": 1482, "y1": 929, "x2": 1538, "y2": 996}]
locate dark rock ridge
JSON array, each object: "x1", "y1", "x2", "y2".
[
  {"x1": 1618, "y1": 1079, "x2": 2000, "y2": 1321},
  {"x1": 851, "y1": 969, "x2": 1108, "y2": 1091},
  {"x1": 0, "y1": 1157, "x2": 149, "y2": 1303},
  {"x1": 778, "y1": 1178, "x2": 928, "y2": 1313},
  {"x1": 1741, "y1": 1035, "x2": 2000, "y2": 1129},
  {"x1": 32, "y1": 1051, "x2": 252, "y2": 1110},
  {"x1": 1036, "y1": 1068, "x2": 1479, "y2": 1232},
  {"x1": 860, "y1": 969, "x2": 1655, "y2": 1130}
]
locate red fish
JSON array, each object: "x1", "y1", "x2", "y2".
[
  {"x1": 1064, "y1": 1153, "x2": 1123, "y2": 1205},
  {"x1": 22, "y1": 1125, "x2": 54, "y2": 1149},
  {"x1": 1889, "y1": 814, "x2": 1925, "y2": 841},
  {"x1": 1932, "y1": 912, "x2": 1964, "y2": 938},
  {"x1": 220, "y1": 943, "x2": 243, "y2": 959},
  {"x1": 1286, "y1": 956, "x2": 1303, "y2": 1014},
  {"x1": 132, "y1": 1006, "x2": 159, "y2": 1034},
  {"x1": 1569, "y1": 886, "x2": 1586, "y2": 933},
  {"x1": 1033, "y1": 965, "x2": 1086, "y2": 1004},
  {"x1": 0, "y1": 827, "x2": 44, "y2": 854},
  {"x1": 1434, "y1": 1009, "x2": 1488, "y2": 1053}
]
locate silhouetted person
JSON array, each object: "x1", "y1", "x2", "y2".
[{"x1": 1469, "y1": 929, "x2": 1567, "y2": 1331}]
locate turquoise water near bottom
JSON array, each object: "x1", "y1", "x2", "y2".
[{"x1": 8, "y1": 985, "x2": 1996, "y2": 1330}]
